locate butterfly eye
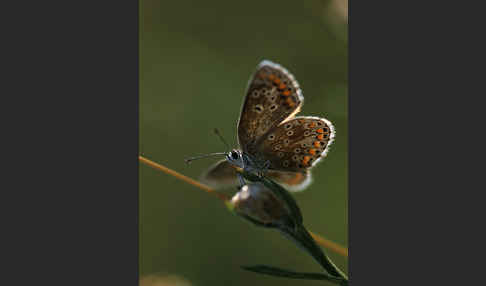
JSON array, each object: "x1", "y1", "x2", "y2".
[{"x1": 231, "y1": 151, "x2": 239, "y2": 160}]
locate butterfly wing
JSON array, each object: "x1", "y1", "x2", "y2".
[
  {"x1": 200, "y1": 159, "x2": 239, "y2": 189},
  {"x1": 256, "y1": 116, "x2": 335, "y2": 173},
  {"x1": 237, "y1": 60, "x2": 304, "y2": 156},
  {"x1": 266, "y1": 170, "x2": 312, "y2": 192},
  {"x1": 200, "y1": 159, "x2": 313, "y2": 192},
  {"x1": 204, "y1": 61, "x2": 333, "y2": 191}
]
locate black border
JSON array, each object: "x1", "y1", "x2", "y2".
[
  {"x1": 3, "y1": 1, "x2": 138, "y2": 285},
  {"x1": 350, "y1": 1, "x2": 482, "y2": 284}
]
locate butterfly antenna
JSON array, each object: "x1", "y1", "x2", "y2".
[
  {"x1": 184, "y1": 152, "x2": 227, "y2": 164},
  {"x1": 214, "y1": 128, "x2": 230, "y2": 151}
]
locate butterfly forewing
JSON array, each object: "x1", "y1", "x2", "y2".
[{"x1": 237, "y1": 61, "x2": 304, "y2": 157}]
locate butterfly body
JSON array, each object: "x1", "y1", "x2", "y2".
[{"x1": 201, "y1": 60, "x2": 335, "y2": 192}]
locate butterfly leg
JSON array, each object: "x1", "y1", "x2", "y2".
[
  {"x1": 257, "y1": 160, "x2": 271, "y2": 178},
  {"x1": 237, "y1": 173, "x2": 246, "y2": 190}
]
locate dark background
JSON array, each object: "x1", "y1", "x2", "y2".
[{"x1": 139, "y1": 0, "x2": 348, "y2": 285}]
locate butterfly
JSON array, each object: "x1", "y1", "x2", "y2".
[{"x1": 192, "y1": 60, "x2": 335, "y2": 192}]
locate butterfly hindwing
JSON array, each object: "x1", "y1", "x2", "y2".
[
  {"x1": 255, "y1": 116, "x2": 335, "y2": 173},
  {"x1": 200, "y1": 159, "x2": 239, "y2": 189},
  {"x1": 201, "y1": 158, "x2": 312, "y2": 192},
  {"x1": 266, "y1": 170, "x2": 312, "y2": 192}
]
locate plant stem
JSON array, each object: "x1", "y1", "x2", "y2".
[
  {"x1": 242, "y1": 265, "x2": 346, "y2": 285},
  {"x1": 139, "y1": 155, "x2": 229, "y2": 201}
]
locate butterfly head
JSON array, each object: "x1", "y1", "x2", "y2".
[{"x1": 226, "y1": 149, "x2": 244, "y2": 169}]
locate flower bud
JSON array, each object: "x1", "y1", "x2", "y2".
[{"x1": 229, "y1": 183, "x2": 291, "y2": 227}]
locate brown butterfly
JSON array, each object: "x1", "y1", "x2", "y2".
[{"x1": 189, "y1": 60, "x2": 335, "y2": 192}]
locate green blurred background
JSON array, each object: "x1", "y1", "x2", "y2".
[{"x1": 139, "y1": 1, "x2": 347, "y2": 285}]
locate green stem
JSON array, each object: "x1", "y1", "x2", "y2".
[
  {"x1": 242, "y1": 265, "x2": 346, "y2": 285},
  {"x1": 241, "y1": 170, "x2": 348, "y2": 282},
  {"x1": 290, "y1": 226, "x2": 348, "y2": 281}
]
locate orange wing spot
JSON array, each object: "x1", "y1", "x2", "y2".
[
  {"x1": 268, "y1": 74, "x2": 275, "y2": 80},
  {"x1": 309, "y1": 148, "x2": 316, "y2": 155},
  {"x1": 288, "y1": 173, "x2": 303, "y2": 184},
  {"x1": 302, "y1": 156, "x2": 311, "y2": 166},
  {"x1": 273, "y1": 78, "x2": 281, "y2": 85},
  {"x1": 278, "y1": 83, "x2": 286, "y2": 90},
  {"x1": 309, "y1": 122, "x2": 317, "y2": 128},
  {"x1": 317, "y1": 134, "x2": 324, "y2": 140},
  {"x1": 314, "y1": 141, "x2": 321, "y2": 147},
  {"x1": 316, "y1": 128, "x2": 324, "y2": 134},
  {"x1": 285, "y1": 97, "x2": 295, "y2": 105},
  {"x1": 282, "y1": 90, "x2": 291, "y2": 96}
]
